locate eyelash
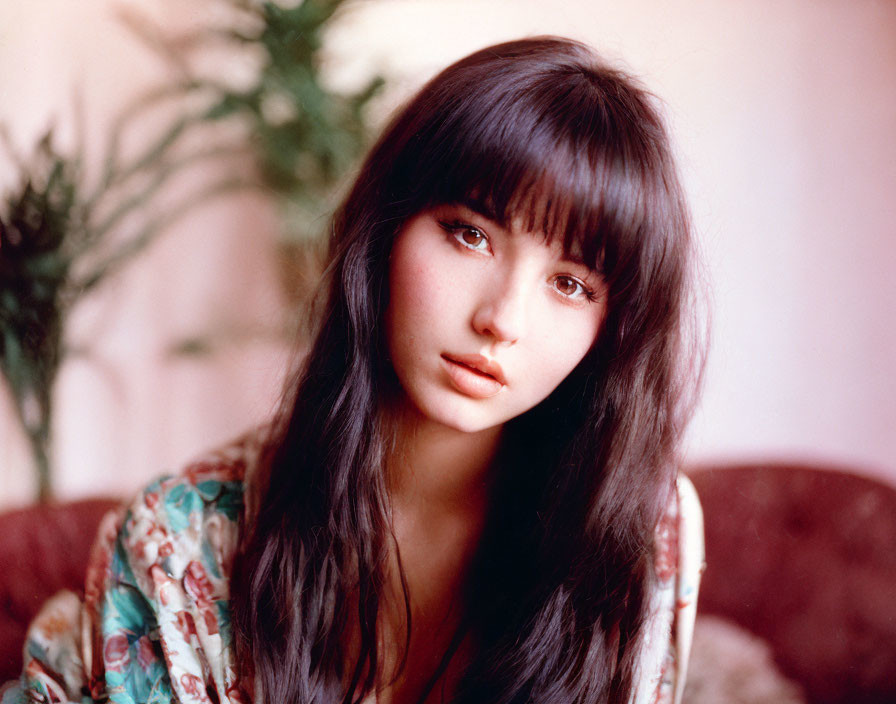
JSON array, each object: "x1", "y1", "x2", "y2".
[
  {"x1": 553, "y1": 275, "x2": 598, "y2": 302},
  {"x1": 437, "y1": 219, "x2": 598, "y2": 303},
  {"x1": 439, "y1": 220, "x2": 490, "y2": 252}
]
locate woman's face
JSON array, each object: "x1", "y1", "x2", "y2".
[{"x1": 386, "y1": 203, "x2": 607, "y2": 435}]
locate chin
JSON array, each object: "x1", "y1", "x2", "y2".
[
  {"x1": 411, "y1": 394, "x2": 506, "y2": 436},
  {"x1": 439, "y1": 413, "x2": 500, "y2": 435}
]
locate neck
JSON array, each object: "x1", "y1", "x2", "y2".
[
  {"x1": 371, "y1": 404, "x2": 497, "y2": 700},
  {"x1": 386, "y1": 406, "x2": 502, "y2": 521}
]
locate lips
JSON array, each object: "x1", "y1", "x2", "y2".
[{"x1": 441, "y1": 353, "x2": 507, "y2": 399}]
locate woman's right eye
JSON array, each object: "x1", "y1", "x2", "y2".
[{"x1": 439, "y1": 221, "x2": 490, "y2": 252}]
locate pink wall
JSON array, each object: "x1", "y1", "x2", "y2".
[{"x1": 2, "y1": 0, "x2": 895, "y2": 507}]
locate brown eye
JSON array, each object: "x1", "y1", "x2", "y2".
[
  {"x1": 553, "y1": 276, "x2": 590, "y2": 300},
  {"x1": 459, "y1": 228, "x2": 486, "y2": 248},
  {"x1": 437, "y1": 219, "x2": 491, "y2": 252}
]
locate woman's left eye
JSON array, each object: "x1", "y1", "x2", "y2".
[{"x1": 552, "y1": 275, "x2": 594, "y2": 301}]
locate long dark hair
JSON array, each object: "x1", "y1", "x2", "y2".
[{"x1": 231, "y1": 36, "x2": 702, "y2": 703}]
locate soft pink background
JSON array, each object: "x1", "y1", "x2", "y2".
[{"x1": 2, "y1": 0, "x2": 895, "y2": 507}]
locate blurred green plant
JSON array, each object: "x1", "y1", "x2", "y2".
[
  {"x1": 0, "y1": 131, "x2": 73, "y2": 503},
  {"x1": 123, "y1": 0, "x2": 384, "y2": 303},
  {"x1": 0, "y1": 0, "x2": 382, "y2": 501},
  {"x1": 210, "y1": 0, "x2": 383, "y2": 238},
  {"x1": 0, "y1": 122, "x2": 243, "y2": 501}
]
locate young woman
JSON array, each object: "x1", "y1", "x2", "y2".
[{"x1": 5, "y1": 36, "x2": 704, "y2": 704}]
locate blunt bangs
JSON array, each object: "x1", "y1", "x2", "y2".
[{"x1": 383, "y1": 42, "x2": 663, "y2": 282}]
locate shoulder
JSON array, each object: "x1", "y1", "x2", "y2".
[
  {"x1": 114, "y1": 432, "x2": 259, "y2": 594},
  {"x1": 103, "y1": 429, "x2": 269, "y2": 703},
  {"x1": 105, "y1": 426, "x2": 278, "y2": 645},
  {"x1": 669, "y1": 475, "x2": 704, "y2": 701},
  {"x1": 673, "y1": 475, "x2": 705, "y2": 610},
  {"x1": 17, "y1": 428, "x2": 270, "y2": 704},
  {"x1": 635, "y1": 474, "x2": 706, "y2": 704},
  {"x1": 653, "y1": 475, "x2": 705, "y2": 589}
]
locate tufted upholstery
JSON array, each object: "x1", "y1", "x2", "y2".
[
  {"x1": 0, "y1": 498, "x2": 119, "y2": 682},
  {"x1": 3, "y1": 464, "x2": 896, "y2": 703},
  {"x1": 688, "y1": 464, "x2": 896, "y2": 704}
]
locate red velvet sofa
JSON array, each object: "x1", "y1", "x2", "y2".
[
  {"x1": 0, "y1": 497, "x2": 119, "y2": 683},
  {"x1": 2, "y1": 464, "x2": 895, "y2": 703},
  {"x1": 688, "y1": 463, "x2": 896, "y2": 704}
]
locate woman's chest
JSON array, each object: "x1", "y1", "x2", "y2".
[
  {"x1": 347, "y1": 546, "x2": 477, "y2": 703},
  {"x1": 355, "y1": 623, "x2": 474, "y2": 704}
]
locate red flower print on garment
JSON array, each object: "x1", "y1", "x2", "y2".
[
  {"x1": 150, "y1": 564, "x2": 176, "y2": 606},
  {"x1": 205, "y1": 513, "x2": 237, "y2": 576},
  {"x1": 175, "y1": 610, "x2": 198, "y2": 640},
  {"x1": 184, "y1": 561, "x2": 221, "y2": 636},
  {"x1": 654, "y1": 509, "x2": 679, "y2": 584},
  {"x1": 103, "y1": 633, "x2": 130, "y2": 672},
  {"x1": 651, "y1": 654, "x2": 675, "y2": 704},
  {"x1": 136, "y1": 635, "x2": 157, "y2": 670},
  {"x1": 158, "y1": 541, "x2": 175, "y2": 558},
  {"x1": 180, "y1": 672, "x2": 213, "y2": 703},
  {"x1": 200, "y1": 606, "x2": 219, "y2": 637},
  {"x1": 183, "y1": 561, "x2": 214, "y2": 605}
]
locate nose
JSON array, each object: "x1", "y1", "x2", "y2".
[{"x1": 471, "y1": 275, "x2": 529, "y2": 345}]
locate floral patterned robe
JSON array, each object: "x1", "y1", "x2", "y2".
[{"x1": 1, "y1": 432, "x2": 703, "y2": 704}]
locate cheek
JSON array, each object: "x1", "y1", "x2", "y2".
[
  {"x1": 388, "y1": 248, "x2": 442, "y2": 338},
  {"x1": 530, "y1": 314, "x2": 603, "y2": 392},
  {"x1": 388, "y1": 224, "x2": 478, "y2": 342},
  {"x1": 386, "y1": 231, "x2": 460, "y2": 369}
]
